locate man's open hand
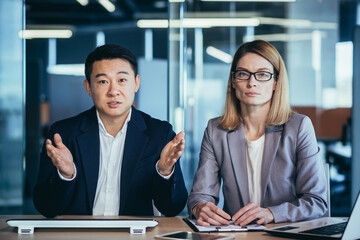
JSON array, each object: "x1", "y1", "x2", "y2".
[
  {"x1": 157, "y1": 131, "x2": 185, "y2": 176},
  {"x1": 46, "y1": 133, "x2": 75, "y2": 179}
]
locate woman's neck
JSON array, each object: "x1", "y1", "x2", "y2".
[{"x1": 241, "y1": 103, "x2": 270, "y2": 141}]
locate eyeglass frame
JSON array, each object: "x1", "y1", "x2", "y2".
[{"x1": 232, "y1": 70, "x2": 276, "y2": 82}]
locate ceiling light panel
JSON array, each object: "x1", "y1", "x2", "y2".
[{"x1": 19, "y1": 30, "x2": 73, "y2": 39}]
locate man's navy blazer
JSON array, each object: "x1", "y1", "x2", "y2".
[{"x1": 33, "y1": 106, "x2": 188, "y2": 218}]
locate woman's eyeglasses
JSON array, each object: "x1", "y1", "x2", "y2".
[{"x1": 232, "y1": 70, "x2": 275, "y2": 82}]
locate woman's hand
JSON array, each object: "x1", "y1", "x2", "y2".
[
  {"x1": 192, "y1": 202, "x2": 231, "y2": 226},
  {"x1": 232, "y1": 202, "x2": 274, "y2": 226}
]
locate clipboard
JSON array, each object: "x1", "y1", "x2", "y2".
[{"x1": 183, "y1": 218, "x2": 266, "y2": 232}]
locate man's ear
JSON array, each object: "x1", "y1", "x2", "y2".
[
  {"x1": 135, "y1": 75, "x2": 140, "y2": 93},
  {"x1": 83, "y1": 79, "x2": 92, "y2": 96}
]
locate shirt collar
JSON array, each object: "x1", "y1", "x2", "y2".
[{"x1": 96, "y1": 108, "x2": 132, "y2": 137}]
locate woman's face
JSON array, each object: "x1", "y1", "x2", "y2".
[{"x1": 232, "y1": 52, "x2": 277, "y2": 108}]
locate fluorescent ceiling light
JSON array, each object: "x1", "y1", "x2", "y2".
[
  {"x1": 183, "y1": 18, "x2": 260, "y2": 27},
  {"x1": 242, "y1": 32, "x2": 326, "y2": 42},
  {"x1": 137, "y1": 17, "x2": 335, "y2": 30},
  {"x1": 206, "y1": 46, "x2": 232, "y2": 63},
  {"x1": 259, "y1": 17, "x2": 311, "y2": 28},
  {"x1": 76, "y1": 0, "x2": 89, "y2": 6},
  {"x1": 258, "y1": 17, "x2": 337, "y2": 29},
  {"x1": 98, "y1": 0, "x2": 116, "y2": 12},
  {"x1": 47, "y1": 64, "x2": 85, "y2": 76},
  {"x1": 137, "y1": 18, "x2": 259, "y2": 28},
  {"x1": 19, "y1": 30, "x2": 73, "y2": 39},
  {"x1": 201, "y1": 0, "x2": 295, "y2": 2},
  {"x1": 169, "y1": 0, "x2": 185, "y2": 2},
  {"x1": 185, "y1": 11, "x2": 259, "y2": 18},
  {"x1": 137, "y1": 20, "x2": 169, "y2": 28}
]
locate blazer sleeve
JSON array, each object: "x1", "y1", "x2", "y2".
[
  {"x1": 268, "y1": 116, "x2": 328, "y2": 222},
  {"x1": 152, "y1": 125, "x2": 188, "y2": 217},
  {"x1": 33, "y1": 124, "x2": 78, "y2": 218},
  {"x1": 187, "y1": 119, "x2": 222, "y2": 217}
]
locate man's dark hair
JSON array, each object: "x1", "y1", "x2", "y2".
[{"x1": 84, "y1": 44, "x2": 138, "y2": 84}]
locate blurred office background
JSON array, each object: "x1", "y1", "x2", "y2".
[{"x1": 0, "y1": 0, "x2": 360, "y2": 217}]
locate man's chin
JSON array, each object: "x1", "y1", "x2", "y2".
[{"x1": 98, "y1": 108, "x2": 130, "y2": 120}]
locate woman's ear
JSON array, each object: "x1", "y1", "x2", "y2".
[
  {"x1": 273, "y1": 81, "x2": 277, "y2": 91},
  {"x1": 231, "y1": 74, "x2": 236, "y2": 88}
]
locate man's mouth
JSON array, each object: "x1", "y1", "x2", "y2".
[{"x1": 107, "y1": 101, "x2": 121, "y2": 107}]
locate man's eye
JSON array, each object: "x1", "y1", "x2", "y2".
[
  {"x1": 99, "y1": 80, "x2": 108, "y2": 84},
  {"x1": 119, "y1": 78, "x2": 127, "y2": 82}
]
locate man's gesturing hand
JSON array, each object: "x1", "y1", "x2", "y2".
[
  {"x1": 192, "y1": 202, "x2": 231, "y2": 226},
  {"x1": 158, "y1": 131, "x2": 185, "y2": 176},
  {"x1": 46, "y1": 133, "x2": 75, "y2": 179}
]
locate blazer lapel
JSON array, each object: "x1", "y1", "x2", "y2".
[
  {"x1": 227, "y1": 125, "x2": 250, "y2": 206},
  {"x1": 76, "y1": 107, "x2": 100, "y2": 211},
  {"x1": 120, "y1": 107, "x2": 149, "y2": 213},
  {"x1": 261, "y1": 125, "x2": 283, "y2": 205}
]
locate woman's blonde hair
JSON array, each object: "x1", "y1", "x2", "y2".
[{"x1": 219, "y1": 40, "x2": 293, "y2": 130}]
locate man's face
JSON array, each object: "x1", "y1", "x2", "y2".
[{"x1": 84, "y1": 58, "x2": 140, "y2": 124}]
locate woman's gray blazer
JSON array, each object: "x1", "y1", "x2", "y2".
[{"x1": 188, "y1": 113, "x2": 328, "y2": 223}]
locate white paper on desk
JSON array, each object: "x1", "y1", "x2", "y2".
[{"x1": 187, "y1": 219, "x2": 267, "y2": 232}]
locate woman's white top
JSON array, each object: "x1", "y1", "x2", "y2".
[{"x1": 246, "y1": 134, "x2": 265, "y2": 206}]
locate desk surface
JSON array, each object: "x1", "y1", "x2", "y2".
[{"x1": 0, "y1": 215, "x2": 290, "y2": 240}]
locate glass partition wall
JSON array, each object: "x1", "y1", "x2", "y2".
[
  {"x1": 169, "y1": 0, "x2": 353, "y2": 216},
  {"x1": 0, "y1": 0, "x2": 25, "y2": 214}
]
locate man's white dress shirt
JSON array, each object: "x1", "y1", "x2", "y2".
[{"x1": 92, "y1": 109, "x2": 131, "y2": 216}]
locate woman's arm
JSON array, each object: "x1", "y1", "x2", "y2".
[
  {"x1": 268, "y1": 116, "x2": 328, "y2": 223},
  {"x1": 187, "y1": 120, "x2": 231, "y2": 225}
]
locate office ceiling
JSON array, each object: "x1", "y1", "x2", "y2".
[
  {"x1": 25, "y1": 0, "x2": 286, "y2": 27},
  {"x1": 26, "y1": 0, "x2": 168, "y2": 26}
]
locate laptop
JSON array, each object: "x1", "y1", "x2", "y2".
[
  {"x1": 266, "y1": 191, "x2": 360, "y2": 240},
  {"x1": 6, "y1": 218, "x2": 158, "y2": 234}
]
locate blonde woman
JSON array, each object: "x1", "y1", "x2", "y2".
[{"x1": 188, "y1": 40, "x2": 327, "y2": 226}]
